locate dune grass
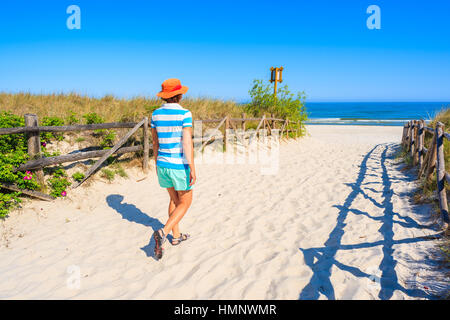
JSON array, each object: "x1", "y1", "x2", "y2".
[
  {"x1": 0, "y1": 92, "x2": 244, "y2": 123},
  {"x1": 419, "y1": 108, "x2": 450, "y2": 196},
  {"x1": 414, "y1": 108, "x2": 450, "y2": 271},
  {"x1": 426, "y1": 108, "x2": 450, "y2": 170}
]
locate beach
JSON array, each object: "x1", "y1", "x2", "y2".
[{"x1": 0, "y1": 125, "x2": 447, "y2": 299}]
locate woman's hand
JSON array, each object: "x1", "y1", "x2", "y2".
[{"x1": 189, "y1": 168, "x2": 196, "y2": 186}]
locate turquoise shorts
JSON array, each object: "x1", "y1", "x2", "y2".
[{"x1": 157, "y1": 166, "x2": 192, "y2": 191}]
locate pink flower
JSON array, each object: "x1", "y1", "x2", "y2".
[
  {"x1": 23, "y1": 176, "x2": 28, "y2": 181},
  {"x1": 26, "y1": 171, "x2": 32, "y2": 175},
  {"x1": 41, "y1": 142, "x2": 47, "y2": 147},
  {"x1": 61, "y1": 191, "x2": 67, "y2": 197}
]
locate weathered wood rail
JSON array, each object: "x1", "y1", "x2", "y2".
[
  {"x1": 401, "y1": 120, "x2": 450, "y2": 228},
  {"x1": 1, "y1": 113, "x2": 300, "y2": 198}
]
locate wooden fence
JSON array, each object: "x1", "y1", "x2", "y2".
[
  {"x1": 0, "y1": 113, "x2": 300, "y2": 199},
  {"x1": 401, "y1": 120, "x2": 449, "y2": 227}
]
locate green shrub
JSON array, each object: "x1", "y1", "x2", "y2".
[
  {"x1": 83, "y1": 112, "x2": 106, "y2": 135},
  {"x1": 40, "y1": 116, "x2": 65, "y2": 142},
  {"x1": 15, "y1": 171, "x2": 40, "y2": 190},
  {"x1": 52, "y1": 167, "x2": 67, "y2": 178},
  {"x1": 0, "y1": 112, "x2": 40, "y2": 215},
  {"x1": 246, "y1": 79, "x2": 307, "y2": 134},
  {"x1": 0, "y1": 111, "x2": 26, "y2": 153},
  {"x1": 66, "y1": 111, "x2": 79, "y2": 125},
  {"x1": 83, "y1": 112, "x2": 104, "y2": 124},
  {"x1": 0, "y1": 149, "x2": 29, "y2": 183},
  {"x1": 0, "y1": 112, "x2": 39, "y2": 187},
  {"x1": 0, "y1": 111, "x2": 40, "y2": 218},
  {"x1": 100, "y1": 130, "x2": 116, "y2": 149},
  {"x1": 48, "y1": 176, "x2": 71, "y2": 198},
  {"x1": 43, "y1": 166, "x2": 70, "y2": 198},
  {"x1": 101, "y1": 168, "x2": 115, "y2": 182},
  {"x1": 72, "y1": 172, "x2": 85, "y2": 182},
  {"x1": 0, "y1": 192, "x2": 21, "y2": 218}
]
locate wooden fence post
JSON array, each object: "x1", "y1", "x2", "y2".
[
  {"x1": 425, "y1": 129, "x2": 437, "y2": 183},
  {"x1": 405, "y1": 122, "x2": 409, "y2": 149},
  {"x1": 408, "y1": 121, "x2": 413, "y2": 152},
  {"x1": 405, "y1": 122, "x2": 409, "y2": 148},
  {"x1": 24, "y1": 114, "x2": 44, "y2": 187},
  {"x1": 242, "y1": 113, "x2": 246, "y2": 131},
  {"x1": 405, "y1": 121, "x2": 409, "y2": 151},
  {"x1": 419, "y1": 128, "x2": 433, "y2": 178},
  {"x1": 414, "y1": 120, "x2": 420, "y2": 165},
  {"x1": 414, "y1": 120, "x2": 418, "y2": 160},
  {"x1": 143, "y1": 117, "x2": 149, "y2": 173},
  {"x1": 410, "y1": 121, "x2": 416, "y2": 161},
  {"x1": 401, "y1": 123, "x2": 407, "y2": 149},
  {"x1": 418, "y1": 120, "x2": 424, "y2": 169},
  {"x1": 436, "y1": 122, "x2": 449, "y2": 224}
]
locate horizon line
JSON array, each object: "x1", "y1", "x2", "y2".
[{"x1": 1, "y1": 91, "x2": 450, "y2": 105}]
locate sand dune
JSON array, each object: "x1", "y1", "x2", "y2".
[{"x1": 0, "y1": 125, "x2": 448, "y2": 299}]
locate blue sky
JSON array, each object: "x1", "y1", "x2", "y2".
[{"x1": 0, "y1": 0, "x2": 449, "y2": 102}]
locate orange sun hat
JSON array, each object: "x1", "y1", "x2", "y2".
[{"x1": 156, "y1": 78, "x2": 189, "y2": 99}]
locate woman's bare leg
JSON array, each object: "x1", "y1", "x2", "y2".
[
  {"x1": 166, "y1": 187, "x2": 181, "y2": 237},
  {"x1": 162, "y1": 190, "x2": 193, "y2": 236}
]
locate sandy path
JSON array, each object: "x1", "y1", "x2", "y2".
[{"x1": 0, "y1": 125, "x2": 447, "y2": 299}]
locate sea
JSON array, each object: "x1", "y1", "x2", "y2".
[{"x1": 304, "y1": 102, "x2": 450, "y2": 126}]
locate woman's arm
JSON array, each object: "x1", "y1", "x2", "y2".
[
  {"x1": 151, "y1": 127, "x2": 159, "y2": 174},
  {"x1": 182, "y1": 127, "x2": 196, "y2": 186}
]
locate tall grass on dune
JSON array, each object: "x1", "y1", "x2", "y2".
[
  {"x1": 416, "y1": 107, "x2": 450, "y2": 269},
  {"x1": 426, "y1": 107, "x2": 450, "y2": 172},
  {"x1": 430, "y1": 107, "x2": 450, "y2": 271},
  {"x1": 0, "y1": 92, "x2": 244, "y2": 123},
  {"x1": 396, "y1": 108, "x2": 450, "y2": 279}
]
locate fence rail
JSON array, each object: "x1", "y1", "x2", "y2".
[
  {"x1": 401, "y1": 120, "x2": 449, "y2": 228},
  {"x1": 1, "y1": 113, "x2": 300, "y2": 198},
  {"x1": 0, "y1": 122, "x2": 138, "y2": 135}
]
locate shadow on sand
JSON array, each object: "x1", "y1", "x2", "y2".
[
  {"x1": 298, "y1": 143, "x2": 442, "y2": 300},
  {"x1": 106, "y1": 194, "x2": 165, "y2": 260}
]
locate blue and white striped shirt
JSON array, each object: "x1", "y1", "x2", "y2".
[{"x1": 151, "y1": 103, "x2": 193, "y2": 170}]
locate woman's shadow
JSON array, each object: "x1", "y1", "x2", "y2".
[{"x1": 106, "y1": 194, "x2": 169, "y2": 260}]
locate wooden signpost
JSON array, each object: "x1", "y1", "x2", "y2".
[{"x1": 270, "y1": 66, "x2": 283, "y2": 98}]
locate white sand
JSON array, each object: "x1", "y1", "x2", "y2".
[{"x1": 0, "y1": 125, "x2": 448, "y2": 300}]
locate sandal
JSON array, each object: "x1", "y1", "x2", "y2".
[
  {"x1": 153, "y1": 229, "x2": 166, "y2": 260},
  {"x1": 171, "y1": 233, "x2": 190, "y2": 246}
]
